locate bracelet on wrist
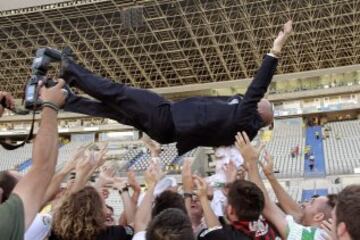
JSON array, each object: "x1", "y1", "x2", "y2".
[
  {"x1": 119, "y1": 186, "x2": 129, "y2": 194},
  {"x1": 42, "y1": 101, "x2": 59, "y2": 113}
]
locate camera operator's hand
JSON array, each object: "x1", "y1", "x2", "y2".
[
  {"x1": 39, "y1": 79, "x2": 66, "y2": 108},
  {"x1": 0, "y1": 91, "x2": 15, "y2": 117}
]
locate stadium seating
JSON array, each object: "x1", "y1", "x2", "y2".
[
  {"x1": 106, "y1": 190, "x2": 124, "y2": 219},
  {"x1": 264, "y1": 118, "x2": 305, "y2": 178},
  {"x1": 329, "y1": 185, "x2": 343, "y2": 194},
  {"x1": 0, "y1": 144, "x2": 33, "y2": 171},
  {"x1": 55, "y1": 141, "x2": 93, "y2": 172},
  {"x1": 267, "y1": 186, "x2": 302, "y2": 203},
  {"x1": 323, "y1": 120, "x2": 360, "y2": 175},
  {"x1": 129, "y1": 144, "x2": 199, "y2": 172}
]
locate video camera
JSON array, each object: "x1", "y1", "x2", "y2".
[
  {"x1": 24, "y1": 47, "x2": 66, "y2": 110},
  {"x1": 0, "y1": 47, "x2": 69, "y2": 150}
]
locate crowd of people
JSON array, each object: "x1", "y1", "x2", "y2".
[
  {"x1": 1, "y1": 87, "x2": 360, "y2": 240},
  {"x1": 0, "y1": 20, "x2": 360, "y2": 240}
]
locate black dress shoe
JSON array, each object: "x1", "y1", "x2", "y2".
[{"x1": 59, "y1": 47, "x2": 77, "y2": 86}]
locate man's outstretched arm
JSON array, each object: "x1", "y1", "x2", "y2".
[
  {"x1": 260, "y1": 152, "x2": 304, "y2": 222},
  {"x1": 241, "y1": 20, "x2": 293, "y2": 109},
  {"x1": 235, "y1": 132, "x2": 288, "y2": 239},
  {"x1": 12, "y1": 79, "x2": 66, "y2": 229}
]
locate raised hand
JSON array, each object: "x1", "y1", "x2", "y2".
[
  {"x1": 260, "y1": 150, "x2": 274, "y2": 176},
  {"x1": 111, "y1": 177, "x2": 128, "y2": 191},
  {"x1": 61, "y1": 145, "x2": 86, "y2": 174},
  {"x1": 74, "y1": 148, "x2": 108, "y2": 184},
  {"x1": 235, "y1": 131, "x2": 265, "y2": 167},
  {"x1": 94, "y1": 148, "x2": 108, "y2": 168},
  {"x1": 74, "y1": 150, "x2": 97, "y2": 179},
  {"x1": 141, "y1": 134, "x2": 161, "y2": 157},
  {"x1": 272, "y1": 20, "x2": 293, "y2": 53},
  {"x1": 0, "y1": 91, "x2": 15, "y2": 110},
  {"x1": 223, "y1": 160, "x2": 237, "y2": 183},
  {"x1": 39, "y1": 78, "x2": 66, "y2": 108},
  {"x1": 193, "y1": 175, "x2": 208, "y2": 200},
  {"x1": 144, "y1": 161, "x2": 164, "y2": 188},
  {"x1": 182, "y1": 158, "x2": 194, "y2": 192},
  {"x1": 127, "y1": 170, "x2": 141, "y2": 192},
  {"x1": 237, "y1": 165, "x2": 247, "y2": 180},
  {"x1": 96, "y1": 166, "x2": 116, "y2": 189},
  {"x1": 320, "y1": 218, "x2": 336, "y2": 240}
]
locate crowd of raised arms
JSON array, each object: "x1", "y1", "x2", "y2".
[{"x1": 0, "y1": 20, "x2": 359, "y2": 240}]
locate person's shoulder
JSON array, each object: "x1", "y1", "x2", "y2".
[
  {"x1": 0, "y1": 194, "x2": 25, "y2": 240},
  {"x1": 132, "y1": 231, "x2": 146, "y2": 240},
  {"x1": 0, "y1": 193, "x2": 24, "y2": 216},
  {"x1": 98, "y1": 225, "x2": 134, "y2": 240},
  {"x1": 285, "y1": 215, "x2": 321, "y2": 239},
  {"x1": 198, "y1": 224, "x2": 250, "y2": 240},
  {"x1": 198, "y1": 226, "x2": 224, "y2": 240},
  {"x1": 7, "y1": 193, "x2": 23, "y2": 204}
]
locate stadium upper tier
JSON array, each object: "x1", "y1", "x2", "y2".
[{"x1": 0, "y1": 0, "x2": 359, "y2": 97}]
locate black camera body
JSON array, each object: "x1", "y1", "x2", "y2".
[{"x1": 25, "y1": 48, "x2": 62, "y2": 110}]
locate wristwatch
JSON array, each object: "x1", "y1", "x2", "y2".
[{"x1": 118, "y1": 186, "x2": 129, "y2": 194}]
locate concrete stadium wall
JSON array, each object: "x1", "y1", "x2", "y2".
[{"x1": 0, "y1": 0, "x2": 68, "y2": 11}]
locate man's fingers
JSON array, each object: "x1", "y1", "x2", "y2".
[
  {"x1": 257, "y1": 142, "x2": 265, "y2": 153},
  {"x1": 5, "y1": 95, "x2": 15, "y2": 109},
  {"x1": 284, "y1": 20, "x2": 293, "y2": 34},
  {"x1": 186, "y1": 157, "x2": 194, "y2": 166},
  {"x1": 264, "y1": 150, "x2": 271, "y2": 161},
  {"x1": 55, "y1": 78, "x2": 66, "y2": 89},
  {"x1": 183, "y1": 157, "x2": 194, "y2": 169},
  {"x1": 228, "y1": 160, "x2": 236, "y2": 168},
  {"x1": 259, "y1": 160, "x2": 265, "y2": 169},
  {"x1": 322, "y1": 220, "x2": 332, "y2": 229},
  {"x1": 236, "y1": 132, "x2": 245, "y2": 146},
  {"x1": 39, "y1": 86, "x2": 46, "y2": 98},
  {"x1": 193, "y1": 175, "x2": 203, "y2": 185},
  {"x1": 241, "y1": 131, "x2": 250, "y2": 143}
]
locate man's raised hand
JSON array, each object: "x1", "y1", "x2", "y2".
[
  {"x1": 235, "y1": 131, "x2": 265, "y2": 168},
  {"x1": 260, "y1": 150, "x2": 274, "y2": 177},
  {"x1": 182, "y1": 158, "x2": 194, "y2": 192},
  {"x1": 39, "y1": 78, "x2": 66, "y2": 108},
  {"x1": 0, "y1": 91, "x2": 15, "y2": 117},
  {"x1": 272, "y1": 20, "x2": 293, "y2": 53}
]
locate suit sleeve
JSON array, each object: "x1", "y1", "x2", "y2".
[{"x1": 240, "y1": 55, "x2": 278, "y2": 113}]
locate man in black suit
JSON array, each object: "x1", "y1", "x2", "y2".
[{"x1": 62, "y1": 21, "x2": 293, "y2": 155}]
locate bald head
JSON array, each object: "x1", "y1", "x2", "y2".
[{"x1": 257, "y1": 99, "x2": 273, "y2": 126}]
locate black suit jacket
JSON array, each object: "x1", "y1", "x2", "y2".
[{"x1": 171, "y1": 55, "x2": 278, "y2": 155}]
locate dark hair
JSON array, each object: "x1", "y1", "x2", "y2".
[
  {"x1": 326, "y1": 194, "x2": 337, "y2": 208},
  {"x1": 146, "y1": 208, "x2": 194, "y2": 240},
  {"x1": 318, "y1": 194, "x2": 337, "y2": 220},
  {"x1": 228, "y1": 180, "x2": 265, "y2": 221},
  {"x1": 151, "y1": 190, "x2": 187, "y2": 218},
  {"x1": 0, "y1": 171, "x2": 18, "y2": 203},
  {"x1": 336, "y1": 185, "x2": 360, "y2": 240}
]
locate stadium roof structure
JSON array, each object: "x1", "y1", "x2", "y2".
[{"x1": 0, "y1": 0, "x2": 359, "y2": 97}]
